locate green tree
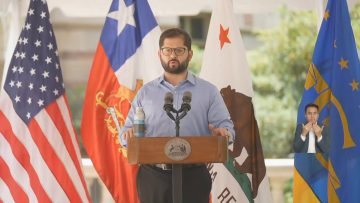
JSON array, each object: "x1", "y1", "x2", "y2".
[
  {"x1": 249, "y1": 4, "x2": 360, "y2": 158},
  {"x1": 249, "y1": 8, "x2": 318, "y2": 158},
  {"x1": 66, "y1": 83, "x2": 88, "y2": 156},
  {"x1": 189, "y1": 45, "x2": 204, "y2": 75},
  {"x1": 351, "y1": 3, "x2": 360, "y2": 49}
]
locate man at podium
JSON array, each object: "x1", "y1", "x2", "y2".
[{"x1": 121, "y1": 28, "x2": 234, "y2": 203}]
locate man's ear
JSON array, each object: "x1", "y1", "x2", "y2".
[{"x1": 188, "y1": 49, "x2": 193, "y2": 61}]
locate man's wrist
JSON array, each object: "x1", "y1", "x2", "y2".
[{"x1": 226, "y1": 129, "x2": 234, "y2": 143}]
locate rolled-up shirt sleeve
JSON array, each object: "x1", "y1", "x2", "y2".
[
  {"x1": 208, "y1": 86, "x2": 235, "y2": 142},
  {"x1": 118, "y1": 90, "x2": 142, "y2": 144}
]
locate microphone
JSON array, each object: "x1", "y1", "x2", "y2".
[
  {"x1": 163, "y1": 92, "x2": 174, "y2": 113},
  {"x1": 180, "y1": 91, "x2": 192, "y2": 113}
]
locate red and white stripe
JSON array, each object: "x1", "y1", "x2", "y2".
[
  {"x1": 0, "y1": 92, "x2": 90, "y2": 202},
  {"x1": 0, "y1": 177, "x2": 14, "y2": 203}
]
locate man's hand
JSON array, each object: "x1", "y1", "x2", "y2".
[
  {"x1": 122, "y1": 128, "x2": 134, "y2": 142},
  {"x1": 301, "y1": 122, "x2": 312, "y2": 136},
  {"x1": 209, "y1": 124, "x2": 229, "y2": 137},
  {"x1": 313, "y1": 122, "x2": 324, "y2": 138}
]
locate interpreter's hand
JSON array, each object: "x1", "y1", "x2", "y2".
[
  {"x1": 122, "y1": 128, "x2": 134, "y2": 142},
  {"x1": 209, "y1": 124, "x2": 229, "y2": 137},
  {"x1": 301, "y1": 122, "x2": 312, "y2": 136},
  {"x1": 313, "y1": 122, "x2": 324, "y2": 138}
]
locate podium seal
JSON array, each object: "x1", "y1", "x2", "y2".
[{"x1": 164, "y1": 138, "x2": 191, "y2": 161}]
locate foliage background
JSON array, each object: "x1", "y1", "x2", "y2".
[{"x1": 249, "y1": 8, "x2": 318, "y2": 158}]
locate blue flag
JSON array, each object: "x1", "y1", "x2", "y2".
[{"x1": 294, "y1": 0, "x2": 360, "y2": 202}]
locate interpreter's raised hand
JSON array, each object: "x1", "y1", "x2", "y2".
[
  {"x1": 208, "y1": 124, "x2": 229, "y2": 137},
  {"x1": 301, "y1": 122, "x2": 312, "y2": 136},
  {"x1": 313, "y1": 122, "x2": 324, "y2": 138},
  {"x1": 122, "y1": 128, "x2": 134, "y2": 142}
]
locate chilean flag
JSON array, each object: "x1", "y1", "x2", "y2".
[{"x1": 81, "y1": 0, "x2": 162, "y2": 202}]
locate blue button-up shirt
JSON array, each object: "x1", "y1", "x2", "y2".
[{"x1": 120, "y1": 72, "x2": 234, "y2": 142}]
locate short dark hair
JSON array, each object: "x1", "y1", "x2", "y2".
[
  {"x1": 304, "y1": 103, "x2": 319, "y2": 113},
  {"x1": 159, "y1": 28, "x2": 192, "y2": 50}
]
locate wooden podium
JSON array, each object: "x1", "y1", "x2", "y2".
[
  {"x1": 127, "y1": 136, "x2": 228, "y2": 164},
  {"x1": 127, "y1": 136, "x2": 228, "y2": 203}
]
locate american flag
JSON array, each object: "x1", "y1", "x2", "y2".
[{"x1": 0, "y1": 0, "x2": 90, "y2": 202}]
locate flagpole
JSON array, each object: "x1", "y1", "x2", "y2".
[{"x1": 315, "y1": 0, "x2": 326, "y2": 31}]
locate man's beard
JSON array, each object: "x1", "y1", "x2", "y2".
[{"x1": 161, "y1": 58, "x2": 189, "y2": 74}]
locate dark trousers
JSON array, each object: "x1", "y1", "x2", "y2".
[{"x1": 136, "y1": 164, "x2": 212, "y2": 203}]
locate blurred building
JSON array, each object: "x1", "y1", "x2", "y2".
[{"x1": 3, "y1": 0, "x2": 360, "y2": 86}]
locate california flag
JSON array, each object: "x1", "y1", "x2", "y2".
[{"x1": 200, "y1": 0, "x2": 273, "y2": 202}]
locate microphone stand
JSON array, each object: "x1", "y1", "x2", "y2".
[{"x1": 165, "y1": 108, "x2": 188, "y2": 203}]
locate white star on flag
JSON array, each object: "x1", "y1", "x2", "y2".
[
  {"x1": 30, "y1": 68, "x2": 36, "y2": 75},
  {"x1": 107, "y1": 0, "x2": 136, "y2": 36},
  {"x1": 25, "y1": 23, "x2": 31, "y2": 30},
  {"x1": 23, "y1": 38, "x2": 28, "y2": 45},
  {"x1": 40, "y1": 11, "x2": 46, "y2": 19},
  {"x1": 15, "y1": 52, "x2": 20, "y2": 58},
  {"x1": 32, "y1": 54, "x2": 39, "y2": 61},
  {"x1": 45, "y1": 56, "x2": 52, "y2": 64},
  {"x1": 34, "y1": 40, "x2": 41, "y2": 47},
  {"x1": 18, "y1": 67, "x2": 24, "y2": 74},
  {"x1": 28, "y1": 8, "x2": 34, "y2": 15},
  {"x1": 37, "y1": 26, "x2": 44, "y2": 33}
]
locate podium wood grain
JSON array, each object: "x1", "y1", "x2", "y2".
[{"x1": 127, "y1": 136, "x2": 228, "y2": 164}]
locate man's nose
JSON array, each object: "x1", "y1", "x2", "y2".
[{"x1": 170, "y1": 51, "x2": 177, "y2": 58}]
